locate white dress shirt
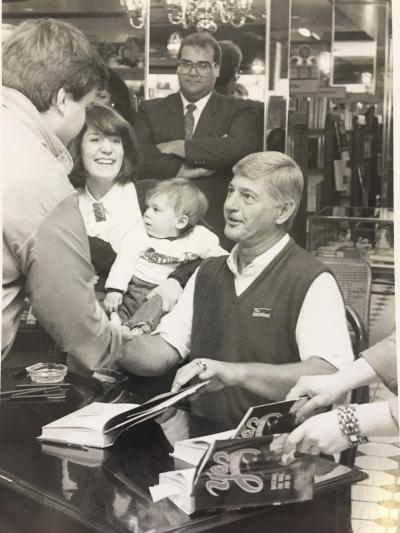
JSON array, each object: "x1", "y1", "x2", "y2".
[
  {"x1": 78, "y1": 182, "x2": 146, "y2": 253},
  {"x1": 180, "y1": 92, "x2": 213, "y2": 133},
  {"x1": 156, "y1": 234, "x2": 354, "y2": 369}
]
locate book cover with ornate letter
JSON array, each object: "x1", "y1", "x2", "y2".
[{"x1": 192, "y1": 436, "x2": 315, "y2": 511}]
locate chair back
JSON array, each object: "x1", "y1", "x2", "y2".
[{"x1": 320, "y1": 257, "x2": 372, "y2": 343}]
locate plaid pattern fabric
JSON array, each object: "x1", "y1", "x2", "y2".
[{"x1": 184, "y1": 104, "x2": 197, "y2": 140}]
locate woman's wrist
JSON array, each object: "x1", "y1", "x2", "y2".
[
  {"x1": 356, "y1": 401, "x2": 399, "y2": 437},
  {"x1": 335, "y1": 358, "x2": 377, "y2": 391},
  {"x1": 337, "y1": 404, "x2": 368, "y2": 447}
]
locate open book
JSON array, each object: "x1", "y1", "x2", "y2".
[
  {"x1": 151, "y1": 436, "x2": 365, "y2": 515},
  {"x1": 170, "y1": 430, "x2": 235, "y2": 466},
  {"x1": 41, "y1": 442, "x2": 106, "y2": 467},
  {"x1": 37, "y1": 381, "x2": 207, "y2": 448},
  {"x1": 169, "y1": 398, "x2": 301, "y2": 467},
  {"x1": 233, "y1": 399, "x2": 299, "y2": 439}
]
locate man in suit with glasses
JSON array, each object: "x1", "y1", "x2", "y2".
[{"x1": 134, "y1": 32, "x2": 258, "y2": 249}]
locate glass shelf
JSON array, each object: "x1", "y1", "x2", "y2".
[{"x1": 308, "y1": 207, "x2": 394, "y2": 276}]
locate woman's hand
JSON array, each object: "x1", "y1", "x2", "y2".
[
  {"x1": 147, "y1": 278, "x2": 183, "y2": 313},
  {"x1": 104, "y1": 292, "x2": 123, "y2": 314},
  {"x1": 286, "y1": 374, "x2": 347, "y2": 422},
  {"x1": 171, "y1": 358, "x2": 240, "y2": 393},
  {"x1": 282, "y1": 410, "x2": 350, "y2": 456}
]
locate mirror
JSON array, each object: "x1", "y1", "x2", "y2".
[
  {"x1": 147, "y1": 0, "x2": 268, "y2": 102},
  {"x1": 265, "y1": 0, "x2": 291, "y2": 152},
  {"x1": 331, "y1": 2, "x2": 378, "y2": 94}
]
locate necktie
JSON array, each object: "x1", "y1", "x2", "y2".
[
  {"x1": 184, "y1": 104, "x2": 197, "y2": 140},
  {"x1": 93, "y1": 202, "x2": 107, "y2": 222}
]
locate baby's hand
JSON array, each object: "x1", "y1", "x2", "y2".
[{"x1": 104, "y1": 292, "x2": 122, "y2": 314}]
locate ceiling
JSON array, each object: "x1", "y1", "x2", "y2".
[{"x1": 2, "y1": 0, "x2": 391, "y2": 42}]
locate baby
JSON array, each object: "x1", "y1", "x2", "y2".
[{"x1": 103, "y1": 178, "x2": 226, "y2": 332}]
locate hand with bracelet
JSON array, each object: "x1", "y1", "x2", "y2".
[
  {"x1": 282, "y1": 400, "x2": 399, "y2": 456},
  {"x1": 283, "y1": 332, "x2": 398, "y2": 455}
]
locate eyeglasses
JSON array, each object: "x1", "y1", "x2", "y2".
[{"x1": 176, "y1": 59, "x2": 215, "y2": 75}]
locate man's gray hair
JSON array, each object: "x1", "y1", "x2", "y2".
[{"x1": 232, "y1": 151, "x2": 304, "y2": 229}]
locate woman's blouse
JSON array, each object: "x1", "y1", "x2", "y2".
[{"x1": 77, "y1": 182, "x2": 147, "y2": 255}]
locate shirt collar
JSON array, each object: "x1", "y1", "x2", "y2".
[
  {"x1": 84, "y1": 183, "x2": 121, "y2": 214},
  {"x1": 227, "y1": 234, "x2": 290, "y2": 278},
  {"x1": 180, "y1": 91, "x2": 213, "y2": 115}
]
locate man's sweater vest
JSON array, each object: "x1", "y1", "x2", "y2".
[{"x1": 189, "y1": 238, "x2": 330, "y2": 429}]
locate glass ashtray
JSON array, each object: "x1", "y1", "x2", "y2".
[{"x1": 28, "y1": 363, "x2": 68, "y2": 384}]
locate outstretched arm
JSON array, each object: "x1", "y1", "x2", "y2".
[
  {"x1": 118, "y1": 333, "x2": 181, "y2": 376},
  {"x1": 171, "y1": 356, "x2": 336, "y2": 399},
  {"x1": 283, "y1": 400, "x2": 398, "y2": 456},
  {"x1": 286, "y1": 357, "x2": 378, "y2": 421},
  {"x1": 23, "y1": 195, "x2": 126, "y2": 372}
]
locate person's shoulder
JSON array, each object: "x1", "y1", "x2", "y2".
[
  {"x1": 212, "y1": 92, "x2": 259, "y2": 111},
  {"x1": 111, "y1": 181, "x2": 141, "y2": 208},
  {"x1": 199, "y1": 253, "x2": 227, "y2": 270},
  {"x1": 139, "y1": 92, "x2": 180, "y2": 110},
  {"x1": 114, "y1": 181, "x2": 136, "y2": 193},
  {"x1": 289, "y1": 242, "x2": 330, "y2": 272},
  {"x1": 191, "y1": 224, "x2": 218, "y2": 239}
]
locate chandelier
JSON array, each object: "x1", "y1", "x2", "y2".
[
  {"x1": 120, "y1": 0, "x2": 147, "y2": 30},
  {"x1": 120, "y1": 0, "x2": 253, "y2": 32},
  {"x1": 165, "y1": 0, "x2": 254, "y2": 32}
]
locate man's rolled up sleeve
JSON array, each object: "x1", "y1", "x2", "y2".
[
  {"x1": 154, "y1": 269, "x2": 198, "y2": 358},
  {"x1": 296, "y1": 272, "x2": 354, "y2": 369}
]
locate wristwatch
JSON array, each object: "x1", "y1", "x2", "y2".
[{"x1": 337, "y1": 404, "x2": 368, "y2": 447}]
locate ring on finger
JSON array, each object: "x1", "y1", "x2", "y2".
[{"x1": 196, "y1": 359, "x2": 207, "y2": 373}]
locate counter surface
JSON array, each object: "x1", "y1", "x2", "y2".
[{"x1": 0, "y1": 367, "x2": 352, "y2": 533}]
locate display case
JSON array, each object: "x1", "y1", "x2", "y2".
[{"x1": 308, "y1": 206, "x2": 394, "y2": 276}]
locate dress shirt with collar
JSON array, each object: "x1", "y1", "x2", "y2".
[
  {"x1": 156, "y1": 233, "x2": 354, "y2": 369},
  {"x1": 180, "y1": 91, "x2": 213, "y2": 133},
  {"x1": 77, "y1": 182, "x2": 146, "y2": 255}
]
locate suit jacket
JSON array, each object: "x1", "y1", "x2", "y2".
[
  {"x1": 134, "y1": 91, "x2": 258, "y2": 249},
  {"x1": 135, "y1": 91, "x2": 258, "y2": 180}
]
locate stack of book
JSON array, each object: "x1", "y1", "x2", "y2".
[{"x1": 150, "y1": 398, "x2": 366, "y2": 514}]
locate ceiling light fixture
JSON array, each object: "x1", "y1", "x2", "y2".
[
  {"x1": 164, "y1": 0, "x2": 254, "y2": 33},
  {"x1": 120, "y1": 0, "x2": 147, "y2": 30},
  {"x1": 251, "y1": 58, "x2": 265, "y2": 74},
  {"x1": 298, "y1": 27, "x2": 312, "y2": 38},
  {"x1": 167, "y1": 31, "x2": 182, "y2": 57}
]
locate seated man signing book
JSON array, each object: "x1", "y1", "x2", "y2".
[{"x1": 117, "y1": 152, "x2": 354, "y2": 429}]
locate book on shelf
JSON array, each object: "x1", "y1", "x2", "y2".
[
  {"x1": 37, "y1": 381, "x2": 208, "y2": 449},
  {"x1": 150, "y1": 436, "x2": 365, "y2": 515}
]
